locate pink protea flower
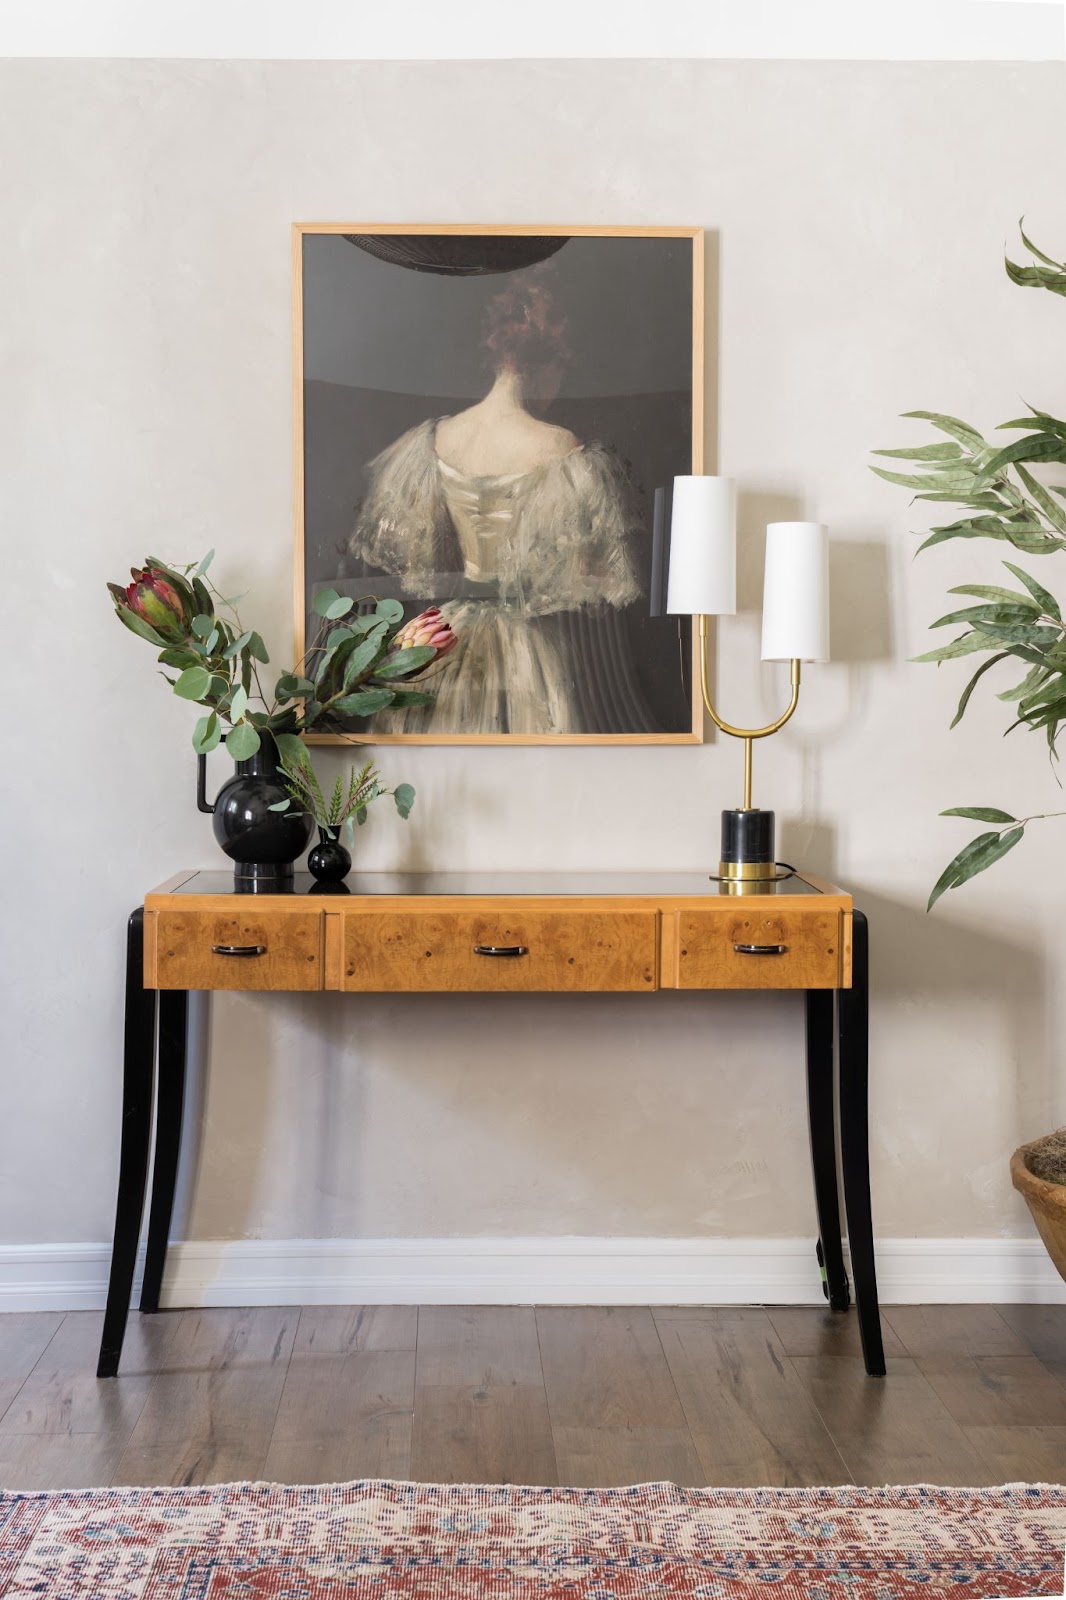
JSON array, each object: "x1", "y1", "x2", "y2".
[
  {"x1": 394, "y1": 606, "x2": 458, "y2": 656},
  {"x1": 109, "y1": 565, "x2": 191, "y2": 642}
]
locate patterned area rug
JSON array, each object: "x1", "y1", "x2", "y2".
[{"x1": 0, "y1": 1479, "x2": 1063, "y2": 1598}]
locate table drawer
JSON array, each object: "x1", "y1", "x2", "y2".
[
  {"x1": 338, "y1": 910, "x2": 659, "y2": 992},
  {"x1": 149, "y1": 909, "x2": 324, "y2": 991},
  {"x1": 672, "y1": 908, "x2": 845, "y2": 990}
]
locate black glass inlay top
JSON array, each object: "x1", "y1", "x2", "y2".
[{"x1": 169, "y1": 870, "x2": 826, "y2": 898}]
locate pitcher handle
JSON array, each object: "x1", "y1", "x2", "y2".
[{"x1": 196, "y1": 754, "x2": 216, "y2": 814}]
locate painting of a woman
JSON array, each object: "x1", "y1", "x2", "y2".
[
  {"x1": 351, "y1": 273, "x2": 653, "y2": 735},
  {"x1": 297, "y1": 226, "x2": 701, "y2": 743}
]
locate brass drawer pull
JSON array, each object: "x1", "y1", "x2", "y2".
[
  {"x1": 473, "y1": 944, "x2": 529, "y2": 958},
  {"x1": 212, "y1": 943, "x2": 268, "y2": 957},
  {"x1": 733, "y1": 942, "x2": 788, "y2": 956}
]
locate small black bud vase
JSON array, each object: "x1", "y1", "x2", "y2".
[{"x1": 307, "y1": 824, "x2": 352, "y2": 884}]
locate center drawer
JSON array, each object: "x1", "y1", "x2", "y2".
[
  {"x1": 337, "y1": 910, "x2": 659, "y2": 992},
  {"x1": 149, "y1": 908, "x2": 324, "y2": 991}
]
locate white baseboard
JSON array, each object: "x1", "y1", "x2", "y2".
[{"x1": 0, "y1": 1236, "x2": 1062, "y2": 1312}]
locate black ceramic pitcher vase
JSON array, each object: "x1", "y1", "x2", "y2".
[{"x1": 197, "y1": 731, "x2": 314, "y2": 889}]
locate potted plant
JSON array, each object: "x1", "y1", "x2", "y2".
[
  {"x1": 108, "y1": 555, "x2": 455, "y2": 883},
  {"x1": 872, "y1": 221, "x2": 1066, "y2": 1273},
  {"x1": 274, "y1": 756, "x2": 416, "y2": 886}
]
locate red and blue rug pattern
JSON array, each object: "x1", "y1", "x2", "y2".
[{"x1": 0, "y1": 1479, "x2": 1063, "y2": 1598}]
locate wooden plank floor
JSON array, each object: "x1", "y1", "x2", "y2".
[{"x1": 0, "y1": 1305, "x2": 1062, "y2": 1490}]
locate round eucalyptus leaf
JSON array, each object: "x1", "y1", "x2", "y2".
[
  {"x1": 225, "y1": 722, "x2": 261, "y2": 761},
  {"x1": 174, "y1": 664, "x2": 212, "y2": 700}
]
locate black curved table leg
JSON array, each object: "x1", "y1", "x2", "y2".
[
  {"x1": 139, "y1": 988, "x2": 188, "y2": 1314},
  {"x1": 97, "y1": 909, "x2": 156, "y2": 1378},
  {"x1": 838, "y1": 909, "x2": 886, "y2": 1376},
  {"x1": 805, "y1": 988, "x2": 849, "y2": 1312}
]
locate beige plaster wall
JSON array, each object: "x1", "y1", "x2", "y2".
[{"x1": 1, "y1": 58, "x2": 1064, "y2": 1246}]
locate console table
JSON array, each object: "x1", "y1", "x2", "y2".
[{"x1": 98, "y1": 868, "x2": 885, "y2": 1378}]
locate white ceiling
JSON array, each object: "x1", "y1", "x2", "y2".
[{"x1": 0, "y1": 0, "x2": 1062, "y2": 61}]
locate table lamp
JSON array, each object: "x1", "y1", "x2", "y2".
[{"x1": 666, "y1": 477, "x2": 830, "y2": 881}]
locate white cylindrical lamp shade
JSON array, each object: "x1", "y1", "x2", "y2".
[
  {"x1": 761, "y1": 522, "x2": 830, "y2": 662},
  {"x1": 666, "y1": 476, "x2": 736, "y2": 616}
]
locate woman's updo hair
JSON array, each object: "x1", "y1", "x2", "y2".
[{"x1": 483, "y1": 269, "x2": 570, "y2": 381}]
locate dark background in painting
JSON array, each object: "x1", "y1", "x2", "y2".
[{"x1": 301, "y1": 232, "x2": 695, "y2": 733}]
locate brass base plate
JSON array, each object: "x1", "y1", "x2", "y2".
[{"x1": 708, "y1": 863, "x2": 796, "y2": 884}]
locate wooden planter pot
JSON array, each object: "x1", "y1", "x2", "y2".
[{"x1": 1011, "y1": 1136, "x2": 1066, "y2": 1282}]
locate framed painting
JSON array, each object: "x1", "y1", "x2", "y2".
[{"x1": 293, "y1": 223, "x2": 704, "y2": 744}]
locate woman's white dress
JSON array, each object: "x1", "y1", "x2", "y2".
[{"x1": 350, "y1": 418, "x2": 644, "y2": 735}]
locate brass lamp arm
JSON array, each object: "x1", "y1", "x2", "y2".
[{"x1": 698, "y1": 614, "x2": 801, "y2": 811}]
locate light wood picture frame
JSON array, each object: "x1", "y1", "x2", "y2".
[{"x1": 293, "y1": 223, "x2": 704, "y2": 745}]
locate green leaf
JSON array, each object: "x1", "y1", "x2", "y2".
[
  {"x1": 375, "y1": 598, "x2": 405, "y2": 624},
  {"x1": 372, "y1": 645, "x2": 436, "y2": 680},
  {"x1": 1001, "y1": 561, "x2": 1062, "y2": 620},
  {"x1": 312, "y1": 587, "x2": 354, "y2": 621},
  {"x1": 929, "y1": 603, "x2": 1042, "y2": 630},
  {"x1": 927, "y1": 826, "x2": 1025, "y2": 910},
  {"x1": 1005, "y1": 257, "x2": 1066, "y2": 296},
  {"x1": 387, "y1": 688, "x2": 436, "y2": 708},
  {"x1": 946, "y1": 584, "x2": 1037, "y2": 608},
  {"x1": 190, "y1": 613, "x2": 213, "y2": 640},
  {"x1": 246, "y1": 630, "x2": 269, "y2": 664},
  {"x1": 962, "y1": 622, "x2": 1059, "y2": 649},
  {"x1": 230, "y1": 684, "x2": 249, "y2": 723},
  {"x1": 274, "y1": 731, "x2": 309, "y2": 768},
  {"x1": 998, "y1": 414, "x2": 1066, "y2": 441},
  {"x1": 157, "y1": 645, "x2": 200, "y2": 670},
  {"x1": 1017, "y1": 219, "x2": 1065, "y2": 271},
  {"x1": 192, "y1": 711, "x2": 221, "y2": 754},
  {"x1": 871, "y1": 466, "x2": 979, "y2": 492},
  {"x1": 915, "y1": 491, "x2": 1010, "y2": 508},
  {"x1": 192, "y1": 576, "x2": 213, "y2": 615},
  {"x1": 940, "y1": 806, "x2": 1017, "y2": 823},
  {"x1": 949, "y1": 652, "x2": 1009, "y2": 728},
  {"x1": 267, "y1": 798, "x2": 291, "y2": 812},
  {"x1": 194, "y1": 549, "x2": 215, "y2": 578},
  {"x1": 901, "y1": 410, "x2": 987, "y2": 450},
  {"x1": 332, "y1": 688, "x2": 396, "y2": 716},
  {"x1": 225, "y1": 722, "x2": 261, "y2": 761},
  {"x1": 872, "y1": 442, "x2": 964, "y2": 462},
  {"x1": 223, "y1": 629, "x2": 253, "y2": 660},
  {"x1": 1002, "y1": 520, "x2": 1066, "y2": 555},
  {"x1": 393, "y1": 782, "x2": 416, "y2": 819},
  {"x1": 1015, "y1": 463, "x2": 1066, "y2": 536},
  {"x1": 174, "y1": 664, "x2": 212, "y2": 700},
  {"x1": 997, "y1": 664, "x2": 1049, "y2": 702},
  {"x1": 974, "y1": 433, "x2": 1066, "y2": 488},
  {"x1": 916, "y1": 526, "x2": 1004, "y2": 555},
  {"x1": 350, "y1": 613, "x2": 387, "y2": 635},
  {"x1": 912, "y1": 631, "x2": 999, "y2": 664},
  {"x1": 342, "y1": 635, "x2": 387, "y2": 688},
  {"x1": 275, "y1": 673, "x2": 316, "y2": 699},
  {"x1": 116, "y1": 606, "x2": 169, "y2": 647}
]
